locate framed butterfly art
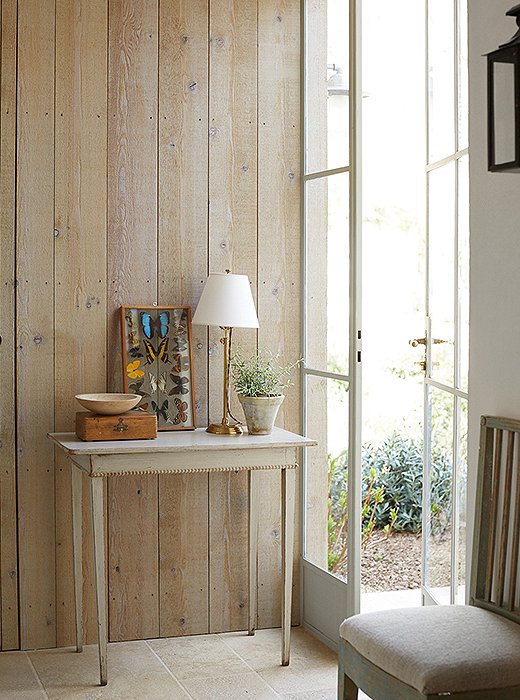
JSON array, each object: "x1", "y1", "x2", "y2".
[{"x1": 120, "y1": 306, "x2": 196, "y2": 430}]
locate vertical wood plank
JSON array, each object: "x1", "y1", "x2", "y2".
[
  {"x1": 158, "y1": 473, "x2": 209, "y2": 636},
  {"x1": 303, "y1": 0, "x2": 329, "y2": 571},
  {"x1": 107, "y1": 0, "x2": 160, "y2": 642},
  {"x1": 54, "y1": 0, "x2": 108, "y2": 648},
  {"x1": 257, "y1": 0, "x2": 301, "y2": 628},
  {"x1": 157, "y1": 0, "x2": 210, "y2": 637},
  {"x1": 16, "y1": 0, "x2": 56, "y2": 650},
  {"x1": 209, "y1": 471, "x2": 249, "y2": 632},
  {"x1": 208, "y1": 0, "x2": 258, "y2": 633},
  {"x1": 0, "y1": 0, "x2": 19, "y2": 650}
]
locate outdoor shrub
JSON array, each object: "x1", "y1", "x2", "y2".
[{"x1": 329, "y1": 432, "x2": 455, "y2": 537}]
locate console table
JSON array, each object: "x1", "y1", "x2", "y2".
[{"x1": 48, "y1": 428, "x2": 316, "y2": 686}]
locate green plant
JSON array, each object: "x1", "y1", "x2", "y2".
[
  {"x1": 231, "y1": 351, "x2": 302, "y2": 397},
  {"x1": 328, "y1": 457, "x2": 398, "y2": 573},
  {"x1": 327, "y1": 432, "x2": 457, "y2": 573}
]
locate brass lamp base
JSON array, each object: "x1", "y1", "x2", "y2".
[{"x1": 206, "y1": 422, "x2": 243, "y2": 436}]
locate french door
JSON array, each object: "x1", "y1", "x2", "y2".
[
  {"x1": 301, "y1": 0, "x2": 362, "y2": 646},
  {"x1": 421, "y1": 0, "x2": 469, "y2": 607},
  {"x1": 300, "y1": 0, "x2": 469, "y2": 645}
]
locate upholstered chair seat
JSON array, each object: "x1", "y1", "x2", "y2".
[{"x1": 340, "y1": 605, "x2": 520, "y2": 696}]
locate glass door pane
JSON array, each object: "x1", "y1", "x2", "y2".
[
  {"x1": 305, "y1": 172, "x2": 350, "y2": 373},
  {"x1": 424, "y1": 386, "x2": 454, "y2": 605},
  {"x1": 428, "y1": 162, "x2": 455, "y2": 386},
  {"x1": 305, "y1": 0, "x2": 349, "y2": 173},
  {"x1": 305, "y1": 374, "x2": 349, "y2": 578},
  {"x1": 428, "y1": 0, "x2": 455, "y2": 163}
]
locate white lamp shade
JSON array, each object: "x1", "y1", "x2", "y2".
[{"x1": 192, "y1": 272, "x2": 259, "y2": 328}]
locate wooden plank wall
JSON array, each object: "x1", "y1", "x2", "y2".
[{"x1": 0, "y1": 0, "x2": 300, "y2": 649}]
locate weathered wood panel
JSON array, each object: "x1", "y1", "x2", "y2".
[
  {"x1": 107, "y1": 0, "x2": 160, "y2": 642},
  {"x1": 208, "y1": 0, "x2": 258, "y2": 634},
  {"x1": 54, "y1": 0, "x2": 108, "y2": 647},
  {"x1": 157, "y1": 0, "x2": 210, "y2": 637},
  {"x1": 0, "y1": 0, "x2": 302, "y2": 650},
  {"x1": 257, "y1": 0, "x2": 301, "y2": 627},
  {"x1": 0, "y1": 0, "x2": 19, "y2": 651},
  {"x1": 16, "y1": 0, "x2": 57, "y2": 650}
]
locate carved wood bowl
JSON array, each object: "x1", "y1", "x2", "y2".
[{"x1": 75, "y1": 393, "x2": 142, "y2": 415}]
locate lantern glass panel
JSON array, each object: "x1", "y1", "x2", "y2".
[{"x1": 493, "y1": 60, "x2": 516, "y2": 165}]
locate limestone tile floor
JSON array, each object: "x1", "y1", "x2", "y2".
[{"x1": 0, "y1": 627, "x2": 372, "y2": 700}]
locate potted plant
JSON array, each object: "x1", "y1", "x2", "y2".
[{"x1": 231, "y1": 351, "x2": 302, "y2": 435}]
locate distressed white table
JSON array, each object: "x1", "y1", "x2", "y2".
[{"x1": 48, "y1": 428, "x2": 316, "y2": 686}]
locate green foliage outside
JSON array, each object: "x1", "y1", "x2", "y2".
[{"x1": 327, "y1": 432, "x2": 455, "y2": 573}]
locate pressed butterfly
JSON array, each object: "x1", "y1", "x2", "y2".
[
  {"x1": 149, "y1": 371, "x2": 167, "y2": 393},
  {"x1": 152, "y1": 399, "x2": 171, "y2": 422},
  {"x1": 173, "y1": 398, "x2": 189, "y2": 425},
  {"x1": 127, "y1": 360, "x2": 145, "y2": 379},
  {"x1": 172, "y1": 353, "x2": 189, "y2": 373},
  {"x1": 171, "y1": 336, "x2": 188, "y2": 353},
  {"x1": 143, "y1": 337, "x2": 169, "y2": 365},
  {"x1": 141, "y1": 311, "x2": 169, "y2": 339},
  {"x1": 168, "y1": 374, "x2": 189, "y2": 395}
]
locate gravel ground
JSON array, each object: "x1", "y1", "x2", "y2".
[{"x1": 335, "y1": 530, "x2": 458, "y2": 592}]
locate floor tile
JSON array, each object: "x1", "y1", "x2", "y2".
[
  {"x1": 182, "y1": 671, "x2": 281, "y2": 699},
  {"x1": 0, "y1": 652, "x2": 47, "y2": 700},
  {"x1": 148, "y1": 634, "x2": 251, "y2": 681},
  {"x1": 282, "y1": 689, "x2": 337, "y2": 699},
  {"x1": 29, "y1": 641, "x2": 189, "y2": 699},
  {"x1": 220, "y1": 627, "x2": 336, "y2": 669}
]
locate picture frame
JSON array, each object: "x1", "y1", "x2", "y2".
[{"x1": 120, "y1": 305, "x2": 196, "y2": 431}]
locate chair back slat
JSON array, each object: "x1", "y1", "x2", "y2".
[
  {"x1": 472, "y1": 417, "x2": 520, "y2": 623},
  {"x1": 484, "y1": 428, "x2": 503, "y2": 601},
  {"x1": 497, "y1": 431, "x2": 515, "y2": 606},
  {"x1": 508, "y1": 444, "x2": 520, "y2": 611}
]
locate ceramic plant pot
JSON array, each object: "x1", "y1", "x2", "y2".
[{"x1": 237, "y1": 394, "x2": 285, "y2": 435}]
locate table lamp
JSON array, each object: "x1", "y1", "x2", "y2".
[{"x1": 192, "y1": 270, "x2": 259, "y2": 435}]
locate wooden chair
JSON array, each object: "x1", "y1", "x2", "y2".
[{"x1": 338, "y1": 415, "x2": 520, "y2": 700}]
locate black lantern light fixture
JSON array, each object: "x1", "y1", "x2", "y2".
[{"x1": 487, "y1": 4, "x2": 520, "y2": 171}]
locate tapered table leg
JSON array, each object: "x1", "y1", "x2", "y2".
[
  {"x1": 90, "y1": 476, "x2": 107, "y2": 686},
  {"x1": 248, "y1": 470, "x2": 259, "y2": 635},
  {"x1": 71, "y1": 464, "x2": 83, "y2": 653},
  {"x1": 281, "y1": 467, "x2": 296, "y2": 666}
]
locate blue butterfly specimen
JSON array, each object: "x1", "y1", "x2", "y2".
[
  {"x1": 152, "y1": 399, "x2": 171, "y2": 423},
  {"x1": 141, "y1": 311, "x2": 169, "y2": 339},
  {"x1": 168, "y1": 374, "x2": 189, "y2": 395}
]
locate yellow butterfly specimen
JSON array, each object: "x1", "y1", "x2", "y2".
[{"x1": 127, "y1": 360, "x2": 145, "y2": 379}]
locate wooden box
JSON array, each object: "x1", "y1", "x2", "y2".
[{"x1": 75, "y1": 411, "x2": 157, "y2": 441}]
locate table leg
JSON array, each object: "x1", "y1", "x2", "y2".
[
  {"x1": 90, "y1": 476, "x2": 107, "y2": 686},
  {"x1": 281, "y1": 468, "x2": 296, "y2": 666},
  {"x1": 248, "y1": 470, "x2": 259, "y2": 636},
  {"x1": 71, "y1": 464, "x2": 83, "y2": 653}
]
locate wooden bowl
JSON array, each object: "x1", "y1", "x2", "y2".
[{"x1": 75, "y1": 393, "x2": 141, "y2": 415}]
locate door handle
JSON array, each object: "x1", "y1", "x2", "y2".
[{"x1": 409, "y1": 337, "x2": 449, "y2": 348}]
